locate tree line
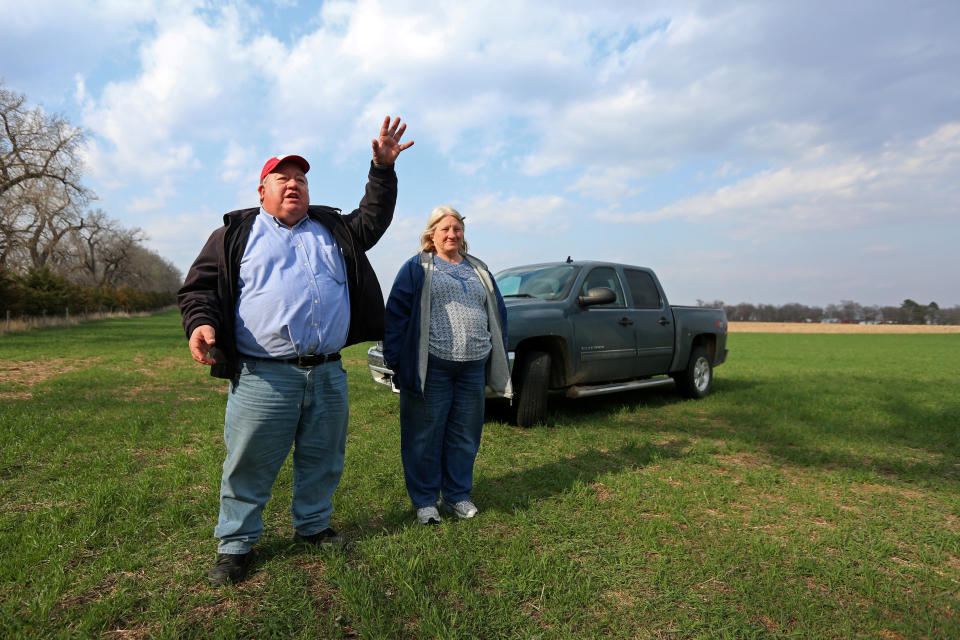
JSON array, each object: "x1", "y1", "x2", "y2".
[
  {"x1": 1, "y1": 82, "x2": 181, "y2": 316},
  {"x1": 696, "y1": 298, "x2": 959, "y2": 325}
]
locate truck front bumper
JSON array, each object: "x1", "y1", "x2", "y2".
[{"x1": 366, "y1": 342, "x2": 513, "y2": 397}]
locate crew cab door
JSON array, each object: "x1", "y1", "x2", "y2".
[
  {"x1": 623, "y1": 268, "x2": 675, "y2": 376},
  {"x1": 573, "y1": 266, "x2": 636, "y2": 383}
]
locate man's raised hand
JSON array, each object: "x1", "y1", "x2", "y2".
[{"x1": 372, "y1": 116, "x2": 413, "y2": 166}]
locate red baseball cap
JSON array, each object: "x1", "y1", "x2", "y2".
[{"x1": 260, "y1": 155, "x2": 310, "y2": 182}]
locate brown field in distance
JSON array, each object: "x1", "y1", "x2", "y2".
[{"x1": 728, "y1": 321, "x2": 960, "y2": 334}]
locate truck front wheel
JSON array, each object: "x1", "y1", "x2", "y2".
[
  {"x1": 514, "y1": 350, "x2": 550, "y2": 427},
  {"x1": 674, "y1": 345, "x2": 713, "y2": 399}
]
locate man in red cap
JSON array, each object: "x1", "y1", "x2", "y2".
[{"x1": 178, "y1": 116, "x2": 412, "y2": 586}]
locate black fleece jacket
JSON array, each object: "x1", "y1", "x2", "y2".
[{"x1": 177, "y1": 162, "x2": 396, "y2": 379}]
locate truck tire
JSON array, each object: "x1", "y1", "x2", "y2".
[
  {"x1": 514, "y1": 350, "x2": 550, "y2": 427},
  {"x1": 674, "y1": 345, "x2": 713, "y2": 399}
]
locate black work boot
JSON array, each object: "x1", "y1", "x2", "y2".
[
  {"x1": 207, "y1": 550, "x2": 255, "y2": 587},
  {"x1": 293, "y1": 527, "x2": 343, "y2": 549}
]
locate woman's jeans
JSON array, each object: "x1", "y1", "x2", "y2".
[
  {"x1": 215, "y1": 357, "x2": 349, "y2": 554},
  {"x1": 399, "y1": 354, "x2": 487, "y2": 509}
]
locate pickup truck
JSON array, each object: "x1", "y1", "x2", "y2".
[{"x1": 367, "y1": 259, "x2": 728, "y2": 427}]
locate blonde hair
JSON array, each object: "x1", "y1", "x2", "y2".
[{"x1": 419, "y1": 205, "x2": 469, "y2": 254}]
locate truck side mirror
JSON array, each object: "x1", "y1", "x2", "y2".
[{"x1": 578, "y1": 287, "x2": 616, "y2": 307}]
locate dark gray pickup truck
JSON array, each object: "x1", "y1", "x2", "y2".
[{"x1": 367, "y1": 259, "x2": 728, "y2": 427}]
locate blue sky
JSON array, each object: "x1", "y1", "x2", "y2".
[{"x1": 2, "y1": 0, "x2": 958, "y2": 308}]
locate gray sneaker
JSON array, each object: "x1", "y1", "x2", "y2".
[
  {"x1": 416, "y1": 506, "x2": 441, "y2": 525},
  {"x1": 440, "y1": 498, "x2": 478, "y2": 519}
]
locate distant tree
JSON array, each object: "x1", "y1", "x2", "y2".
[
  {"x1": 762, "y1": 305, "x2": 779, "y2": 321},
  {"x1": 14, "y1": 267, "x2": 73, "y2": 315},
  {"x1": 0, "y1": 266, "x2": 16, "y2": 306},
  {"x1": 732, "y1": 302, "x2": 757, "y2": 321},
  {"x1": 693, "y1": 299, "x2": 957, "y2": 325},
  {"x1": 66, "y1": 209, "x2": 145, "y2": 288},
  {"x1": 118, "y1": 245, "x2": 182, "y2": 293},
  {"x1": 0, "y1": 83, "x2": 180, "y2": 314},
  {"x1": 861, "y1": 305, "x2": 881, "y2": 323},
  {"x1": 778, "y1": 302, "x2": 811, "y2": 322},
  {"x1": 901, "y1": 299, "x2": 925, "y2": 324},
  {"x1": 879, "y1": 305, "x2": 901, "y2": 323},
  {"x1": 0, "y1": 82, "x2": 89, "y2": 201},
  {"x1": 10, "y1": 182, "x2": 84, "y2": 271},
  {"x1": 1, "y1": 82, "x2": 92, "y2": 273},
  {"x1": 839, "y1": 300, "x2": 863, "y2": 323},
  {"x1": 939, "y1": 305, "x2": 960, "y2": 325}
]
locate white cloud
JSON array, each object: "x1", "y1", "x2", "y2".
[
  {"x1": 79, "y1": 7, "x2": 254, "y2": 185},
  {"x1": 466, "y1": 193, "x2": 572, "y2": 231},
  {"x1": 596, "y1": 122, "x2": 960, "y2": 235},
  {"x1": 568, "y1": 167, "x2": 645, "y2": 203},
  {"x1": 220, "y1": 141, "x2": 256, "y2": 185},
  {"x1": 141, "y1": 209, "x2": 216, "y2": 275}
]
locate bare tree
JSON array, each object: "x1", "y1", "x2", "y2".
[
  {"x1": 115, "y1": 244, "x2": 182, "y2": 293},
  {"x1": 66, "y1": 209, "x2": 145, "y2": 287},
  {"x1": 861, "y1": 305, "x2": 881, "y2": 323},
  {"x1": 839, "y1": 300, "x2": 863, "y2": 323},
  {"x1": 15, "y1": 182, "x2": 84, "y2": 271},
  {"x1": 939, "y1": 305, "x2": 960, "y2": 325},
  {"x1": 727, "y1": 302, "x2": 757, "y2": 321},
  {"x1": 1, "y1": 82, "x2": 93, "y2": 273},
  {"x1": 1, "y1": 82, "x2": 90, "y2": 201},
  {"x1": 879, "y1": 305, "x2": 901, "y2": 323}
]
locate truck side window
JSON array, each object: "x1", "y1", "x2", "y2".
[
  {"x1": 624, "y1": 269, "x2": 662, "y2": 309},
  {"x1": 581, "y1": 267, "x2": 625, "y2": 308}
]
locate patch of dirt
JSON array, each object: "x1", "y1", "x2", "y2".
[
  {"x1": 714, "y1": 452, "x2": 772, "y2": 469},
  {"x1": 591, "y1": 481, "x2": 614, "y2": 501},
  {"x1": 728, "y1": 322, "x2": 960, "y2": 334},
  {"x1": 0, "y1": 357, "x2": 106, "y2": 399}
]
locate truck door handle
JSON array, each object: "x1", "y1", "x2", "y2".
[
  {"x1": 658, "y1": 317, "x2": 671, "y2": 326},
  {"x1": 619, "y1": 317, "x2": 634, "y2": 326}
]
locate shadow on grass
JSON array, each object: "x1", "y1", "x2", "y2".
[
  {"x1": 475, "y1": 440, "x2": 688, "y2": 513},
  {"x1": 488, "y1": 374, "x2": 959, "y2": 487},
  {"x1": 485, "y1": 378, "x2": 757, "y2": 429},
  {"x1": 342, "y1": 439, "x2": 692, "y2": 542}
]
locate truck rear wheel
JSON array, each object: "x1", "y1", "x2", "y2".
[
  {"x1": 674, "y1": 345, "x2": 713, "y2": 399},
  {"x1": 514, "y1": 350, "x2": 550, "y2": 427}
]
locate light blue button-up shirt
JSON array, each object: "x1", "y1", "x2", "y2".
[{"x1": 234, "y1": 209, "x2": 350, "y2": 358}]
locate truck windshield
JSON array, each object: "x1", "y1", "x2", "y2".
[{"x1": 495, "y1": 265, "x2": 580, "y2": 300}]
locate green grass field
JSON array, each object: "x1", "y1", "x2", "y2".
[{"x1": 1, "y1": 310, "x2": 958, "y2": 639}]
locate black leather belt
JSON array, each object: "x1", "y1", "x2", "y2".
[{"x1": 252, "y1": 353, "x2": 341, "y2": 368}]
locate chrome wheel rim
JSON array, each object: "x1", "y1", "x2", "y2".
[{"x1": 693, "y1": 357, "x2": 710, "y2": 391}]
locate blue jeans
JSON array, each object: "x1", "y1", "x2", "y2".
[
  {"x1": 215, "y1": 357, "x2": 348, "y2": 554},
  {"x1": 399, "y1": 354, "x2": 487, "y2": 509}
]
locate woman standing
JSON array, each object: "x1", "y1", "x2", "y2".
[{"x1": 384, "y1": 206, "x2": 512, "y2": 525}]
